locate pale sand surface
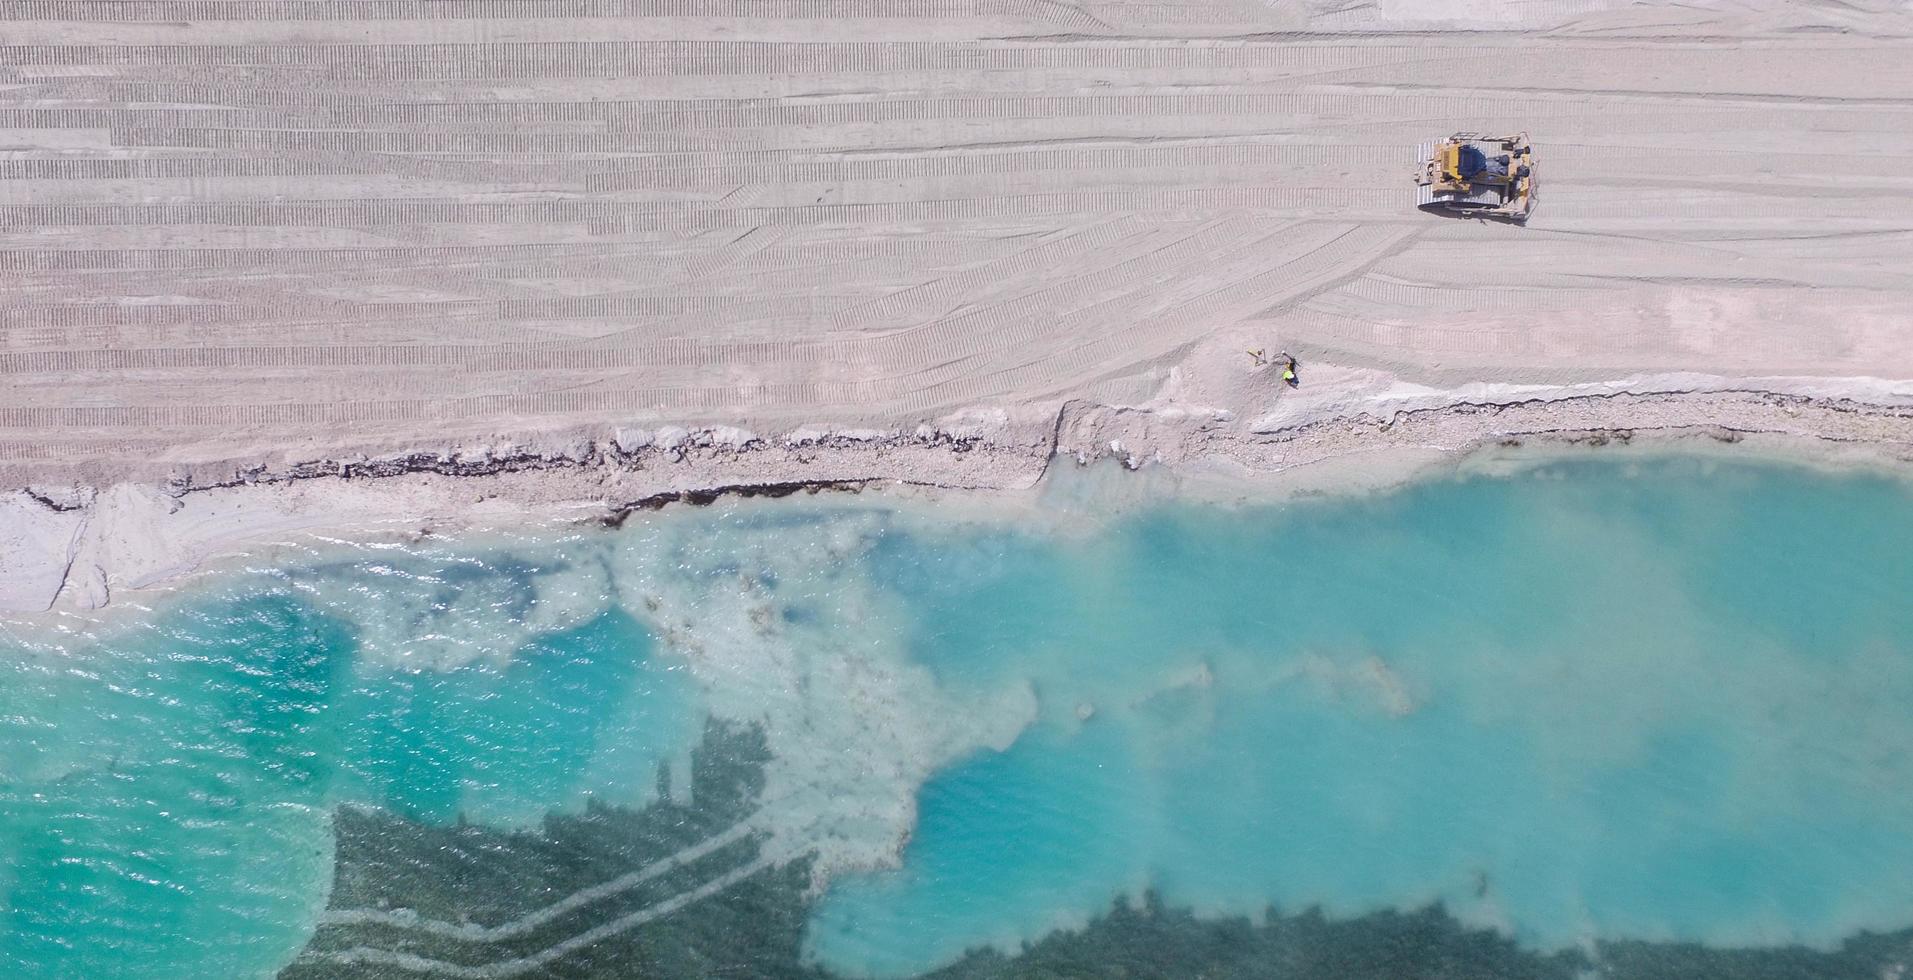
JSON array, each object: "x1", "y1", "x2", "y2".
[{"x1": 4, "y1": 0, "x2": 1913, "y2": 610}]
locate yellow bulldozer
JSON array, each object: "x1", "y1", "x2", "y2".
[{"x1": 1414, "y1": 133, "x2": 1534, "y2": 222}]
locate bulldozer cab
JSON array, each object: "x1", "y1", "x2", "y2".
[
  {"x1": 1415, "y1": 133, "x2": 1533, "y2": 221},
  {"x1": 1451, "y1": 144, "x2": 1508, "y2": 182}
]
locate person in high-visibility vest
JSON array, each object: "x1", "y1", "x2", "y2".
[{"x1": 1281, "y1": 353, "x2": 1299, "y2": 388}]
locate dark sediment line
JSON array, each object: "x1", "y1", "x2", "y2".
[
  {"x1": 600, "y1": 480, "x2": 868, "y2": 527},
  {"x1": 152, "y1": 428, "x2": 995, "y2": 500}
]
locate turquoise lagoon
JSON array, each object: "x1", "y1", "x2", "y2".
[{"x1": 2, "y1": 454, "x2": 1912, "y2": 978}]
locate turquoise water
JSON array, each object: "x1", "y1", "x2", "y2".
[
  {"x1": 3, "y1": 455, "x2": 1912, "y2": 977},
  {"x1": 0, "y1": 594, "x2": 700, "y2": 977}
]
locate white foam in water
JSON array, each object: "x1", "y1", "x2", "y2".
[
  {"x1": 287, "y1": 534, "x2": 617, "y2": 671},
  {"x1": 603, "y1": 506, "x2": 1039, "y2": 881},
  {"x1": 216, "y1": 507, "x2": 1038, "y2": 887},
  {"x1": 282, "y1": 506, "x2": 1043, "y2": 884}
]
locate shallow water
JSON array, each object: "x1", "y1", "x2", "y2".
[{"x1": 3, "y1": 455, "x2": 1912, "y2": 978}]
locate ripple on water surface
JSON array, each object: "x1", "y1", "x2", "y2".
[
  {"x1": 0, "y1": 596, "x2": 700, "y2": 978},
  {"x1": 0, "y1": 455, "x2": 1910, "y2": 979}
]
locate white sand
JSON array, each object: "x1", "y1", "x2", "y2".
[{"x1": 4, "y1": 0, "x2": 1913, "y2": 611}]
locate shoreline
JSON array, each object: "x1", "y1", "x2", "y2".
[
  {"x1": 5, "y1": 372, "x2": 1912, "y2": 616},
  {"x1": 9, "y1": 386, "x2": 1913, "y2": 980}
]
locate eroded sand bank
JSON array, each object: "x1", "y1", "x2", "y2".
[{"x1": 6, "y1": 375, "x2": 1911, "y2": 615}]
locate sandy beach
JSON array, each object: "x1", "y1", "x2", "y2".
[{"x1": 6, "y1": 0, "x2": 1913, "y2": 612}]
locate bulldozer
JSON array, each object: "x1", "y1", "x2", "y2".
[{"x1": 1413, "y1": 133, "x2": 1534, "y2": 222}]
